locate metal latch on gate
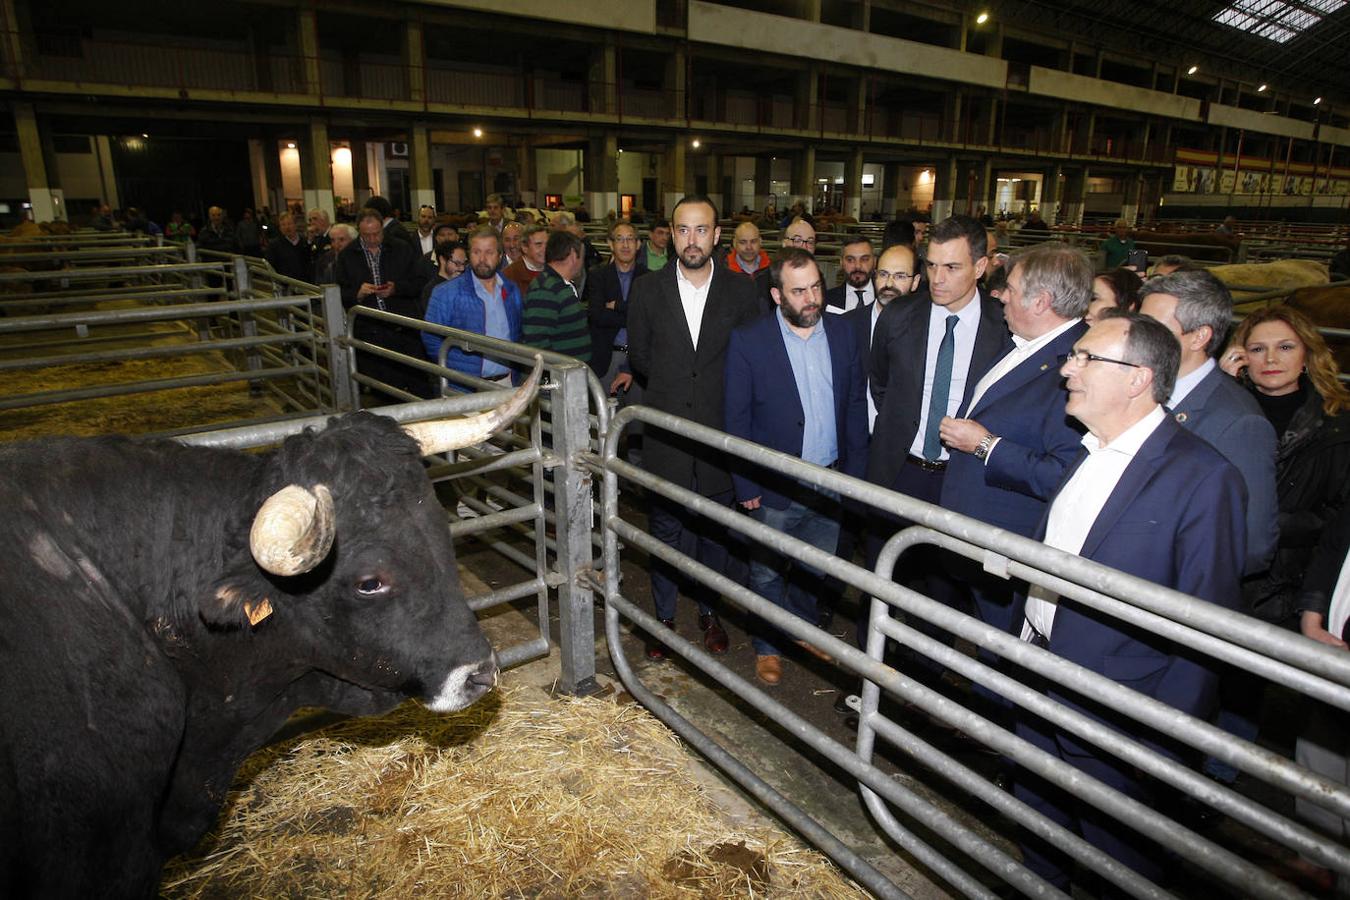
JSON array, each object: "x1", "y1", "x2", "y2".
[{"x1": 982, "y1": 550, "x2": 1011, "y2": 579}]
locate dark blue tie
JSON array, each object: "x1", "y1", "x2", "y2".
[{"x1": 923, "y1": 315, "x2": 959, "y2": 461}]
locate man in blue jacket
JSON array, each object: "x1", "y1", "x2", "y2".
[
  {"x1": 423, "y1": 227, "x2": 522, "y2": 388},
  {"x1": 724, "y1": 248, "x2": 869, "y2": 685}
]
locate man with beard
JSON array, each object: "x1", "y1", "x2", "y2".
[
  {"x1": 336, "y1": 207, "x2": 431, "y2": 398},
  {"x1": 423, "y1": 227, "x2": 522, "y2": 389},
  {"x1": 724, "y1": 248, "x2": 868, "y2": 685},
  {"x1": 628, "y1": 195, "x2": 762, "y2": 660},
  {"x1": 825, "y1": 236, "x2": 876, "y2": 313}
]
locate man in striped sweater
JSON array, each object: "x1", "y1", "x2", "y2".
[{"x1": 522, "y1": 230, "x2": 592, "y2": 364}]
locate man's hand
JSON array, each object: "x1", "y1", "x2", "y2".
[
  {"x1": 378, "y1": 282, "x2": 395, "y2": 297},
  {"x1": 610, "y1": 372, "x2": 633, "y2": 395},
  {"x1": 740, "y1": 496, "x2": 761, "y2": 511},
  {"x1": 605, "y1": 300, "x2": 617, "y2": 309},
  {"x1": 357, "y1": 281, "x2": 378, "y2": 298},
  {"x1": 938, "y1": 416, "x2": 990, "y2": 454},
  {"x1": 1301, "y1": 611, "x2": 1348, "y2": 650}
]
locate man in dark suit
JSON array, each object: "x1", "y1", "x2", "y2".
[
  {"x1": 365, "y1": 195, "x2": 416, "y2": 251},
  {"x1": 1139, "y1": 268, "x2": 1280, "y2": 787},
  {"x1": 263, "y1": 211, "x2": 312, "y2": 284},
  {"x1": 1011, "y1": 312, "x2": 1245, "y2": 890},
  {"x1": 864, "y1": 215, "x2": 1011, "y2": 660},
  {"x1": 825, "y1": 235, "x2": 875, "y2": 314},
  {"x1": 938, "y1": 243, "x2": 1090, "y2": 649},
  {"x1": 724, "y1": 249, "x2": 868, "y2": 685},
  {"x1": 628, "y1": 195, "x2": 763, "y2": 659},
  {"x1": 586, "y1": 220, "x2": 647, "y2": 390},
  {"x1": 336, "y1": 206, "x2": 431, "y2": 399}
]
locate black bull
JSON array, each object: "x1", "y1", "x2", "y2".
[{"x1": 0, "y1": 362, "x2": 540, "y2": 899}]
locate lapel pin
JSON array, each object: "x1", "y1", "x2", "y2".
[
  {"x1": 1039, "y1": 363, "x2": 1049, "y2": 371},
  {"x1": 1175, "y1": 412, "x2": 1188, "y2": 423}
]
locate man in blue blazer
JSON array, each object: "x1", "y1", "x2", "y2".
[
  {"x1": 938, "y1": 243, "x2": 1090, "y2": 641},
  {"x1": 1011, "y1": 313, "x2": 1245, "y2": 890},
  {"x1": 725, "y1": 249, "x2": 869, "y2": 685}
]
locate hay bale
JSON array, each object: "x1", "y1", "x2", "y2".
[
  {"x1": 1210, "y1": 259, "x2": 1329, "y2": 293},
  {"x1": 160, "y1": 685, "x2": 868, "y2": 899}
]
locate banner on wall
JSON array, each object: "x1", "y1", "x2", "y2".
[{"x1": 1172, "y1": 148, "x2": 1350, "y2": 197}]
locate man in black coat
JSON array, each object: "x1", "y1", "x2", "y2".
[
  {"x1": 627, "y1": 196, "x2": 762, "y2": 658},
  {"x1": 263, "y1": 211, "x2": 312, "y2": 284},
  {"x1": 586, "y1": 220, "x2": 646, "y2": 388},
  {"x1": 365, "y1": 194, "x2": 416, "y2": 251},
  {"x1": 336, "y1": 207, "x2": 431, "y2": 399}
]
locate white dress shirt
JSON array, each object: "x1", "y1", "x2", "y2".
[
  {"x1": 867, "y1": 301, "x2": 883, "y2": 432},
  {"x1": 1022, "y1": 405, "x2": 1167, "y2": 641},
  {"x1": 419, "y1": 231, "x2": 435, "y2": 256},
  {"x1": 908, "y1": 292, "x2": 984, "y2": 461},
  {"x1": 676, "y1": 260, "x2": 714, "y2": 350},
  {"x1": 1167, "y1": 357, "x2": 1215, "y2": 409},
  {"x1": 965, "y1": 317, "x2": 1080, "y2": 463},
  {"x1": 829, "y1": 281, "x2": 875, "y2": 314}
]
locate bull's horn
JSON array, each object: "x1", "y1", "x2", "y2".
[
  {"x1": 250, "y1": 484, "x2": 336, "y2": 576},
  {"x1": 403, "y1": 356, "x2": 543, "y2": 456}
]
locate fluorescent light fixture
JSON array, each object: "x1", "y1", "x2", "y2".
[
  {"x1": 1187, "y1": 65, "x2": 1199, "y2": 75},
  {"x1": 1213, "y1": 0, "x2": 1346, "y2": 44},
  {"x1": 1314, "y1": 96, "x2": 1323, "y2": 104},
  {"x1": 976, "y1": 11, "x2": 989, "y2": 24},
  {"x1": 862, "y1": 173, "x2": 875, "y2": 186},
  {"x1": 1257, "y1": 83, "x2": 1268, "y2": 91}
]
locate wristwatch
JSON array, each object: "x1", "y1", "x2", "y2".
[{"x1": 973, "y1": 433, "x2": 997, "y2": 460}]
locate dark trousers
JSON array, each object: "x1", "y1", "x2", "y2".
[
  {"x1": 354, "y1": 320, "x2": 434, "y2": 400},
  {"x1": 648, "y1": 489, "x2": 734, "y2": 621}
]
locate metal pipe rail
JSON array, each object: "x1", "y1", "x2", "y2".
[
  {"x1": 0, "y1": 246, "x2": 182, "y2": 265},
  {"x1": 0, "y1": 286, "x2": 223, "y2": 313},
  {"x1": 0, "y1": 262, "x2": 223, "y2": 283},
  {"x1": 0, "y1": 295, "x2": 316, "y2": 335},
  {"x1": 0, "y1": 332, "x2": 310, "y2": 373},
  {"x1": 596, "y1": 402, "x2": 1350, "y2": 898}
]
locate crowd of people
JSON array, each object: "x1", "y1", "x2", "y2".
[{"x1": 129, "y1": 188, "x2": 1346, "y2": 890}]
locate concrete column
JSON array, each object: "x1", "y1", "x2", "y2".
[
  {"x1": 93, "y1": 136, "x2": 119, "y2": 209},
  {"x1": 930, "y1": 156, "x2": 958, "y2": 222},
  {"x1": 248, "y1": 26, "x2": 273, "y2": 92},
  {"x1": 589, "y1": 36, "x2": 617, "y2": 115},
  {"x1": 301, "y1": 119, "x2": 335, "y2": 220},
  {"x1": 1040, "y1": 164, "x2": 1062, "y2": 223},
  {"x1": 850, "y1": 75, "x2": 868, "y2": 136},
  {"x1": 263, "y1": 139, "x2": 285, "y2": 213},
  {"x1": 1121, "y1": 172, "x2": 1142, "y2": 226},
  {"x1": 973, "y1": 159, "x2": 994, "y2": 217},
  {"x1": 13, "y1": 103, "x2": 62, "y2": 221},
  {"x1": 516, "y1": 140, "x2": 535, "y2": 205},
  {"x1": 586, "y1": 132, "x2": 619, "y2": 217},
  {"x1": 665, "y1": 49, "x2": 686, "y2": 121},
  {"x1": 2, "y1": 0, "x2": 28, "y2": 79},
  {"x1": 248, "y1": 139, "x2": 270, "y2": 211},
  {"x1": 944, "y1": 93, "x2": 963, "y2": 143},
  {"x1": 349, "y1": 140, "x2": 372, "y2": 206},
  {"x1": 662, "y1": 138, "x2": 686, "y2": 216},
  {"x1": 298, "y1": 7, "x2": 321, "y2": 96},
  {"x1": 802, "y1": 0, "x2": 822, "y2": 21},
  {"x1": 882, "y1": 161, "x2": 902, "y2": 216},
  {"x1": 797, "y1": 65, "x2": 819, "y2": 131},
  {"x1": 790, "y1": 146, "x2": 815, "y2": 209},
  {"x1": 403, "y1": 19, "x2": 425, "y2": 103},
  {"x1": 1083, "y1": 112, "x2": 1096, "y2": 156},
  {"x1": 753, "y1": 156, "x2": 772, "y2": 210},
  {"x1": 703, "y1": 153, "x2": 726, "y2": 214},
  {"x1": 1062, "y1": 167, "x2": 1087, "y2": 226},
  {"x1": 409, "y1": 122, "x2": 435, "y2": 212},
  {"x1": 844, "y1": 148, "x2": 864, "y2": 219},
  {"x1": 860, "y1": 0, "x2": 872, "y2": 31}
]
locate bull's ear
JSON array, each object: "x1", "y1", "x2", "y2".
[{"x1": 201, "y1": 568, "x2": 278, "y2": 630}]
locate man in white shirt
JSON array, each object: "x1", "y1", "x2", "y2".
[
  {"x1": 416, "y1": 205, "x2": 437, "y2": 257},
  {"x1": 1012, "y1": 312, "x2": 1245, "y2": 892},
  {"x1": 825, "y1": 236, "x2": 876, "y2": 314},
  {"x1": 627, "y1": 195, "x2": 763, "y2": 660}
]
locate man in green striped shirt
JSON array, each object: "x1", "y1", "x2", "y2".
[{"x1": 522, "y1": 230, "x2": 593, "y2": 363}]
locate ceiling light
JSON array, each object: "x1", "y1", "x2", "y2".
[
  {"x1": 1257, "y1": 83, "x2": 1268, "y2": 92},
  {"x1": 285, "y1": 141, "x2": 296, "y2": 149},
  {"x1": 976, "y1": 11, "x2": 989, "y2": 24},
  {"x1": 1187, "y1": 65, "x2": 1198, "y2": 75},
  {"x1": 140, "y1": 133, "x2": 149, "y2": 139},
  {"x1": 473, "y1": 127, "x2": 483, "y2": 138},
  {"x1": 691, "y1": 139, "x2": 700, "y2": 148},
  {"x1": 1314, "y1": 96, "x2": 1323, "y2": 104},
  {"x1": 618, "y1": 148, "x2": 623, "y2": 153}
]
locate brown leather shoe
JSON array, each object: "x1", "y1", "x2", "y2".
[
  {"x1": 645, "y1": 618, "x2": 676, "y2": 660},
  {"x1": 699, "y1": 613, "x2": 729, "y2": 654},
  {"x1": 755, "y1": 654, "x2": 782, "y2": 685}
]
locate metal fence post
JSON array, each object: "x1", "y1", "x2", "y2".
[
  {"x1": 550, "y1": 361, "x2": 598, "y2": 695},
  {"x1": 231, "y1": 257, "x2": 264, "y2": 396},
  {"x1": 320, "y1": 284, "x2": 355, "y2": 411}
]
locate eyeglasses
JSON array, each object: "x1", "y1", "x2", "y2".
[
  {"x1": 1061, "y1": 350, "x2": 1141, "y2": 369},
  {"x1": 787, "y1": 235, "x2": 816, "y2": 248},
  {"x1": 611, "y1": 236, "x2": 637, "y2": 244},
  {"x1": 875, "y1": 270, "x2": 915, "y2": 282}
]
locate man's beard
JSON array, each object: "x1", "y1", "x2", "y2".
[
  {"x1": 471, "y1": 262, "x2": 496, "y2": 280},
  {"x1": 846, "y1": 268, "x2": 871, "y2": 288},
  {"x1": 782, "y1": 301, "x2": 821, "y2": 328},
  {"x1": 876, "y1": 286, "x2": 903, "y2": 306},
  {"x1": 679, "y1": 245, "x2": 710, "y2": 269}
]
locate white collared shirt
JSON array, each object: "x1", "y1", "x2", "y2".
[
  {"x1": 908, "y1": 292, "x2": 985, "y2": 461},
  {"x1": 1167, "y1": 357, "x2": 1215, "y2": 409},
  {"x1": 966, "y1": 317, "x2": 1080, "y2": 463},
  {"x1": 1022, "y1": 405, "x2": 1168, "y2": 641},
  {"x1": 867, "y1": 301, "x2": 884, "y2": 431},
  {"x1": 829, "y1": 281, "x2": 875, "y2": 314},
  {"x1": 676, "y1": 259, "x2": 715, "y2": 350},
  {"x1": 419, "y1": 231, "x2": 434, "y2": 256}
]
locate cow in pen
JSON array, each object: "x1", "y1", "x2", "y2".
[{"x1": 0, "y1": 360, "x2": 541, "y2": 899}]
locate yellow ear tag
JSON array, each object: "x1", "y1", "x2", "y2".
[{"x1": 244, "y1": 597, "x2": 274, "y2": 627}]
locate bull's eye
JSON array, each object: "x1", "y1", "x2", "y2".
[{"x1": 356, "y1": 577, "x2": 387, "y2": 596}]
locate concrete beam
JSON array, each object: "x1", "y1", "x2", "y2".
[
  {"x1": 302, "y1": 118, "x2": 335, "y2": 220},
  {"x1": 409, "y1": 121, "x2": 435, "y2": 211}
]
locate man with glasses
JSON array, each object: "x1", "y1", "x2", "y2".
[
  {"x1": 628, "y1": 195, "x2": 762, "y2": 661},
  {"x1": 1011, "y1": 312, "x2": 1244, "y2": 892},
  {"x1": 826, "y1": 235, "x2": 875, "y2": 314},
  {"x1": 587, "y1": 220, "x2": 647, "y2": 395},
  {"x1": 783, "y1": 217, "x2": 817, "y2": 253}
]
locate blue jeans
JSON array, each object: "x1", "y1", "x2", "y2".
[{"x1": 748, "y1": 498, "x2": 840, "y2": 657}]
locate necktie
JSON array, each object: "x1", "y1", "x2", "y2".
[
  {"x1": 855, "y1": 288, "x2": 865, "y2": 308},
  {"x1": 923, "y1": 315, "x2": 959, "y2": 461}
]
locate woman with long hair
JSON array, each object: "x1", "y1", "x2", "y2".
[{"x1": 1085, "y1": 267, "x2": 1143, "y2": 324}]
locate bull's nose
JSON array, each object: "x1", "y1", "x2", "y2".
[{"x1": 468, "y1": 661, "x2": 499, "y2": 688}]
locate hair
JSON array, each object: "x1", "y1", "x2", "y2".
[
  {"x1": 651, "y1": 218, "x2": 670, "y2": 231},
  {"x1": 608, "y1": 219, "x2": 637, "y2": 242},
  {"x1": 768, "y1": 247, "x2": 821, "y2": 291},
  {"x1": 486, "y1": 193, "x2": 503, "y2": 207},
  {"x1": 1116, "y1": 311, "x2": 1181, "y2": 404},
  {"x1": 882, "y1": 219, "x2": 916, "y2": 250},
  {"x1": 355, "y1": 206, "x2": 383, "y2": 227},
  {"x1": 1153, "y1": 253, "x2": 1195, "y2": 273},
  {"x1": 329, "y1": 223, "x2": 357, "y2": 241},
  {"x1": 1230, "y1": 304, "x2": 1350, "y2": 416},
  {"x1": 1009, "y1": 242, "x2": 1093, "y2": 319},
  {"x1": 545, "y1": 229, "x2": 583, "y2": 263},
  {"x1": 983, "y1": 264, "x2": 1009, "y2": 297},
  {"x1": 467, "y1": 226, "x2": 501, "y2": 249},
  {"x1": 840, "y1": 235, "x2": 872, "y2": 254},
  {"x1": 553, "y1": 211, "x2": 577, "y2": 229},
  {"x1": 1094, "y1": 267, "x2": 1144, "y2": 315},
  {"x1": 1139, "y1": 268, "x2": 1233, "y2": 354},
  {"x1": 671, "y1": 194, "x2": 719, "y2": 224},
  {"x1": 929, "y1": 215, "x2": 987, "y2": 262},
  {"x1": 432, "y1": 222, "x2": 457, "y2": 238},
  {"x1": 1113, "y1": 218, "x2": 1128, "y2": 229},
  {"x1": 502, "y1": 220, "x2": 524, "y2": 235},
  {"x1": 277, "y1": 211, "x2": 295, "y2": 225},
  {"x1": 434, "y1": 240, "x2": 465, "y2": 263},
  {"x1": 419, "y1": 204, "x2": 436, "y2": 214},
  {"x1": 308, "y1": 208, "x2": 330, "y2": 224},
  {"x1": 365, "y1": 195, "x2": 393, "y2": 218}
]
